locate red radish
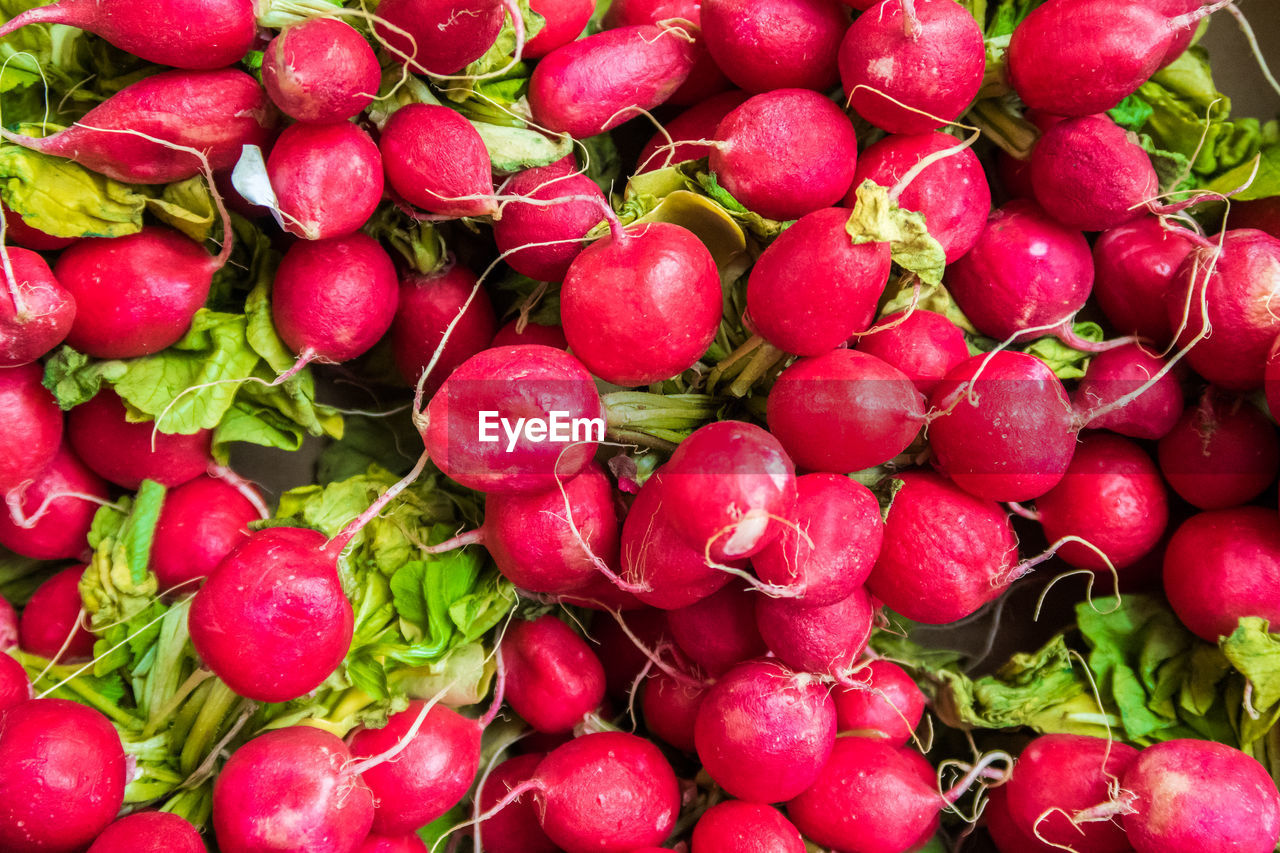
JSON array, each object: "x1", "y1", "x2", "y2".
[
  {"x1": 500, "y1": 615, "x2": 607, "y2": 733},
  {"x1": 0, "y1": 596, "x2": 16, "y2": 649},
  {"x1": 0, "y1": 444, "x2": 108, "y2": 561},
  {"x1": 0, "y1": 362, "x2": 62, "y2": 500},
  {"x1": 0, "y1": 653, "x2": 30, "y2": 713},
  {"x1": 711, "y1": 88, "x2": 858, "y2": 221},
  {"x1": 946, "y1": 199, "x2": 1095, "y2": 343},
  {"x1": 867, "y1": 471, "x2": 1018, "y2": 624},
  {"x1": 0, "y1": 69, "x2": 274, "y2": 184},
  {"x1": 591, "y1": 607, "x2": 671, "y2": 702},
  {"x1": 1163, "y1": 507, "x2": 1280, "y2": 642},
  {"x1": 839, "y1": 0, "x2": 985, "y2": 134},
  {"x1": 266, "y1": 122, "x2": 383, "y2": 240},
  {"x1": 213, "y1": 727, "x2": 374, "y2": 853},
  {"x1": 359, "y1": 836, "x2": 428, "y2": 853},
  {"x1": 641, "y1": 668, "x2": 707, "y2": 752},
  {"x1": 562, "y1": 221, "x2": 721, "y2": 386},
  {"x1": 1156, "y1": 0, "x2": 1205, "y2": 66},
  {"x1": 995, "y1": 109, "x2": 1066, "y2": 202},
  {"x1": 695, "y1": 658, "x2": 837, "y2": 803},
  {"x1": 1158, "y1": 395, "x2": 1280, "y2": 510},
  {"x1": 373, "y1": 0, "x2": 511, "y2": 76},
  {"x1": 1073, "y1": 343, "x2": 1184, "y2": 440},
  {"x1": 19, "y1": 565, "x2": 94, "y2": 661},
  {"x1": 528, "y1": 25, "x2": 698, "y2": 138},
  {"x1": 423, "y1": 345, "x2": 603, "y2": 494},
  {"x1": 67, "y1": 390, "x2": 212, "y2": 489},
  {"x1": 855, "y1": 309, "x2": 970, "y2": 397},
  {"x1": 605, "y1": 0, "x2": 730, "y2": 105},
  {"x1": 755, "y1": 586, "x2": 875, "y2": 677},
  {"x1": 149, "y1": 474, "x2": 260, "y2": 592},
  {"x1": 700, "y1": 0, "x2": 846, "y2": 93},
  {"x1": 833, "y1": 659, "x2": 925, "y2": 745},
  {"x1": 391, "y1": 261, "x2": 496, "y2": 396},
  {"x1": 636, "y1": 90, "x2": 750, "y2": 172},
  {"x1": 2, "y1": 205, "x2": 75, "y2": 251},
  {"x1": 0, "y1": 698, "x2": 126, "y2": 853},
  {"x1": 986, "y1": 786, "x2": 1060, "y2": 853},
  {"x1": 261, "y1": 17, "x2": 380, "y2": 123},
  {"x1": 381, "y1": 104, "x2": 495, "y2": 218},
  {"x1": 526, "y1": 0, "x2": 595, "y2": 56},
  {"x1": 1093, "y1": 216, "x2": 1195, "y2": 347},
  {"x1": 668, "y1": 583, "x2": 768, "y2": 676},
  {"x1": 745, "y1": 207, "x2": 891, "y2": 355},
  {"x1": 493, "y1": 163, "x2": 608, "y2": 283},
  {"x1": 0, "y1": 247, "x2": 75, "y2": 367},
  {"x1": 1030, "y1": 115, "x2": 1158, "y2": 232},
  {"x1": 491, "y1": 319, "x2": 567, "y2": 349},
  {"x1": 86, "y1": 812, "x2": 205, "y2": 853},
  {"x1": 475, "y1": 753, "x2": 558, "y2": 853},
  {"x1": 691, "y1": 801, "x2": 806, "y2": 853},
  {"x1": 766, "y1": 349, "x2": 925, "y2": 474}
]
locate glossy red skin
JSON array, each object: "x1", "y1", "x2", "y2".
[
  {"x1": 391, "y1": 262, "x2": 496, "y2": 397},
  {"x1": 985, "y1": 785, "x2": 1061, "y2": 853},
  {"x1": 947, "y1": 199, "x2": 1095, "y2": 341},
  {"x1": 150, "y1": 474, "x2": 259, "y2": 592},
  {"x1": 855, "y1": 309, "x2": 969, "y2": 397},
  {"x1": 19, "y1": 565, "x2": 95, "y2": 661},
  {"x1": 493, "y1": 165, "x2": 606, "y2": 283},
  {"x1": 374, "y1": 0, "x2": 504, "y2": 75},
  {"x1": 491, "y1": 320, "x2": 568, "y2": 349},
  {"x1": 213, "y1": 727, "x2": 374, "y2": 853},
  {"x1": 668, "y1": 583, "x2": 767, "y2": 677},
  {"x1": 867, "y1": 471, "x2": 1017, "y2": 624},
  {"x1": 348, "y1": 703, "x2": 482, "y2": 835},
  {"x1": 1157, "y1": 396, "x2": 1280, "y2": 511},
  {"x1": 751, "y1": 473, "x2": 883, "y2": 606},
  {"x1": 848, "y1": 131, "x2": 991, "y2": 263},
  {"x1": 606, "y1": 0, "x2": 729, "y2": 105},
  {"x1": 590, "y1": 607, "x2": 671, "y2": 702},
  {"x1": 381, "y1": 104, "x2": 495, "y2": 218},
  {"x1": 641, "y1": 668, "x2": 706, "y2": 752},
  {"x1": 358, "y1": 835, "x2": 428, "y2": 853},
  {"x1": 0, "y1": 596, "x2": 16, "y2": 650},
  {"x1": 767, "y1": 349, "x2": 925, "y2": 474},
  {"x1": 56, "y1": 226, "x2": 214, "y2": 358},
  {"x1": 755, "y1": 586, "x2": 874, "y2": 676},
  {"x1": 262, "y1": 18, "x2": 379, "y2": 122},
  {"x1": 711, "y1": 89, "x2": 858, "y2": 221},
  {"x1": 273, "y1": 232, "x2": 399, "y2": 364},
  {"x1": 1230, "y1": 197, "x2": 1280, "y2": 240},
  {"x1": 1168, "y1": 229, "x2": 1280, "y2": 391},
  {"x1": 86, "y1": 812, "x2": 205, "y2": 853},
  {"x1": 833, "y1": 660, "x2": 925, "y2": 745},
  {"x1": 0, "y1": 698, "x2": 126, "y2": 853},
  {"x1": 1093, "y1": 216, "x2": 1194, "y2": 347},
  {"x1": 1156, "y1": 0, "x2": 1203, "y2": 66},
  {"x1": 746, "y1": 207, "x2": 891, "y2": 355},
  {"x1": 528, "y1": 25, "x2": 697, "y2": 138},
  {"x1": 637, "y1": 89, "x2": 749, "y2": 172},
  {"x1": 0, "y1": 653, "x2": 31, "y2": 713},
  {"x1": 0, "y1": 444, "x2": 107, "y2": 561},
  {"x1": 1031, "y1": 115, "x2": 1158, "y2": 232},
  {"x1": 526, "y1": 0, "x2": 594, "y2": 56},
  {"x1": 267, "y1": 122, "x2": 383, "y2": 240},
  {"x1": 788, "y1": 738, "x2": 942, "y2": 852},
  {"x1": 840, "y1": 0, "x2": 985, "y2": 134},
  {"x1": 476, "y1": 753, "x2": 559, "y2": 853},
  {"x1": 700, "y1": 0, "x2": 845, "y2": 93},
  {"x1": 0, "y1": 247, "x2": 75, "y2": 366},
  {"x1": 501, "y1": 615, "x2": 607, "y2": 733},
  {"x1": 691, "y1": 801, "x2": 806, "y2": 853},
  {"x1": 1073, "y1": 343, "x2": 1184, "y2": 440},
  {"x1": 424, "y1": 345, "x2": 602, "y2": 494},
  {"x1": 2, "y1": 205, "x2": 75, "y2": 250},
  {"x1": 26, "y1": 69, "x2": 274, "y2": 184},
  {"x1": 562, "y1": 222, "x2": 721, "y2": 386},
  {"x1": 67, "y1": 390, "x2": 211, "y2": 489},
  {"x1": 1164, "y1": 507, "x2": 1280, "y2": 642},
  {"x1": 189, "y1": 527, "x2": 353, "y2": 702},
  {"x1": 0, "y1": 362, "x2": 62, "y2": 494}
]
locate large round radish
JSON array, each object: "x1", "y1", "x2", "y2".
[
  {"x1": 381, "y1": 104, "x2": 495, "y2": 219},
  {"x1": 390, "y1": 261, "x2": 496, "y2": 397},
  {"x1": 1157, "y1": 395, "x2": 1280, "y2": 510},
  {"x1": 0, "y1": 362, "x2": 62, "y2": 499},
  {"x1": 1093, "y1": 216, "x2": 1194, "y2": 347},
  {"x1": 261, "y1": 17, "x2": 380, "y2": 122},
  {"x1": 19, "y1": 565, "x2": 95, "y2": 661},
  {"x1": 755, "y1": 586, "x2": 876, "y2": 676},
  {"x1": 699, "y1": 0, "x2": 846, "y2": 93},
  {"x1": 501, "y1": 615, "x2": 606, "y2": 733},
  {"x1": 636, "y1": 90, "x2": 751, "y2": 173},
  {"x1": 642, "y1": 668, "x2": 707, "y2": 752},
  {"x1": 67, "y1": 389, "x2": 211, "y2": 489},
  {"x1": 605, "y1": 0, "x2": 730, "y2": 104},
  {"x1": 833, "y1": 659, "x2": 926, "y2": 745},
  {"x1": 0, "y1": 444, "x2": 107, "y2": 561},
  {"x1": 149, "y1": 474, "x2": 259, "y2": 592},
  {"x1": 0, "y1": 653, "x2": 31, "y2": 713},
  {"x1": 476, "y1": 753, "x2": 558, "y2": 853},
  {"x1": 668, "y1": 582, "x2": 768, "y2": 676},
  {"x1": 1073, "y1": 343, "x2": 1184, "y2": 440},
  {"x1": 373, "y1": 0, "x2": 508, "y2": 75},
  {"x1": 855, "y1": 309, "x2": 970, "y2": 397},
  {"x1": 86, "y1": 812, "x2": 205, "y2": 853},
  {"x1": 526, "y1": 0, "x2": 595, "y2": 57},
  {"x1": 1030, "y1": 115, "x2": 1158, "y2": 232},
  {"x1": 0, "y1": 247, "x2": 75, "y2": 367},
  {"x1": 691, "y1": 801, "x2": 806, "y2": 853},
  {"x1": 493, "y1": 163, "x2": 608, "y2": 283},
  {"x1": 266, "y1": 122, "x2": 383, "y2": 240}
]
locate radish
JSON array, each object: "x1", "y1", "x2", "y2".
[
  {"x1": 0, "y1": 653, "x2": 30, "y2": 713},
  {"x1": 67, "y1": 389, "x2": 212, "y2": 489},
  {"x1": 0, "y1": 444, "x2": 108, "y2": 561},
  {"x1": 1030, "y1": 115, "x2": 1159, "y2": 232},
  {"x1": 1073, "y1": 343, "x2": 1184, "y2": 440},
  {"x1": 668, "y1": 582, "x2": 768, "y2": 676},
  {"x1": 691, "y1": 801, "x2": 806, "y2": 853},
  {"x1": 699, "y1": 0, "x2": 846, "y2": 93},
  {"x1": 1093, "y1": 217, "x2": 1195, "y2": 347},
  {"x1": 381, "y1": 104, "x2": 496, "y2": 219},
  {"x1": 1123, "y1": 739, "x2": 1280, "y2": 853},
  {"x1": 266, "y1": 122, "x2": 384, "y2": 240},
  {"x1": 358, "y1": 836, "x2": 428, "y2": 853},
  {"x1": 839, "y1": 0, "x2": 985, "y2": 134},
  {"x1": 745, "y1": 207, "x2": 891, "y2": 356},
  {"x1": 694, "y1": 658, "x2": 837, "y2": 803},
  {"x1": 2, "y1": 204, "x2": 75, "y2": 251},
  {"x1": 766, "y1": 348, "x2": 925, "y2": 474},
  {"x1": 0, "y1": 362, "x2": 62, "y2": 502},
  {"x1": 866, "y1": 471, "x2": 1018, "y2": 624},
  {"x1": 641, "y1": 668, "x2": 707, "y2": 752},
  {"x1": 149, "y1": 474, "x2": 260, "y2": 592},
  {"x1": 374, "y1": 0, "x2": 513, "y2": 76},
  {"x1": 754, "y1": 586, "x2": 876, "y2": 678},
  {"x1": 855, "y1": 309, "x2": 970, "y2": 397},
  {"x1": 985, "y1": 786, "x2": 1060, "y2": 853},
  {"x1": 86, "y1": 813, "x2": 205, "y2": 853},
  {"x1": 391, "y1": 261, "x2": 496, "y2": 397},
  {"x1": 995, "y1": 109, "x2": 1066, "y2": 203},
  {"x1": 0, "y1": 247, "x2": 75, "y2": 367},
  {"x1": 711, "y1": 88, "x2": 858, "y2": 221},
  {"x1": 493, "y1": 163, "x2": 608, "y2": 283},
  {"x1": 561, "y1": 221, "x2": 721, "y2": 386},
  {"x1": 475, "y1": 753, "x2": 558, "y2": 853},
  {"x1": 1163, "y1": 507, "x2": 1280, "y2": 642},
  {"x1": 526, "y1": 0, "x2": 595, "y2": 57},
  {"x1": 491, "y1": 319, "x2": 567, "y2": 349},
  {"x1": 604, "y1": 0, "x2": 730, "y2": 104},
  {"x1": 1157, "y1": 394, "x2": 1280, "y2": 510},
  {"x1": 636, "y1": 90, "x2": 750, "y2": 172},
  {"x1": 212, "y1": 726, "x2": 374, "y2": 853},
  {"x1": 261, "y1": 17, "x2": 381, "y2": 123},
  {"x1": 500, "y1": 614, "x2": 607, "y2": 733},
  {"x1": 0, "y1": 698, "x2": 126, "y2": 853},
  {"x1": 19, "y1": 565, "x2": 95, "y2": 661},
  {"x1": 0, "y1": 596, "x2": 15, "y2": 649},
  {"x1": 832, "y1": 659, "x2": 925, "y2": 745},
  {"x1": 1156, "y1": 0, "x2": 1205, "y2": 65}
]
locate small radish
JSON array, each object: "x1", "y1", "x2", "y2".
[
  {"x1": 605, "y1": 0, "x2": 730, "y2": 105},
  {"x1": 149, "y1": 474, "x2": 261, "y2": 592},
  {"x1": 755, "y1": 586, "x2": 876, "y2": 677},
  {"x1": 0, "y1": 444, "x2": 108, "y2": 561},
  {"x1": 0, "y1": 596, "x2": 16, "y2": 649},
  {"x1": 390, "y1": 261, "x2": 496, "y2": 397},
  {"x1": 1072, "y1": 343, "x2": 1184, "y2": 440},
  {"x1": 855, "y1": 309, "x2": 970, "y2": 397},
  {"x1": 839, "y1": 0, "x2": 985, "y2": 134},
  {"x1": 493, "y1": 163, "x2": 608, "y2": 283},
  {"x1": 86, "y1": 812, "x2": 205, "y2": 853},
  {"x1": 691, "y1": 801, "x2": 806, "y2": 853},
  {"x1": 636, "y1": 90, "x2": 750, "y2": 172},
  {"x1": 0, "y1": 653, "x2": 31, "y2": 713},
  {"x1": 266, "y1": 122, "x2": 384, "y2": 240},
  {"x1": 374, "y1": 0, "x2": 513, "y2": 76},
  {"x1": 0, "y1": 362, "x2": 62, "y2": 501},
  {"x1": 526, "y1": 0, "x2": 595, "y2": 57},
  {"x1": 832, "y1": 659, "x2": 925, "y2": 745},
  {"x1": 261, "y1": 17, "x2": 381, "y2": 123},
  {"x1": 67, "y1": 389, "x2": 212, "y2": 489},
  {"x1": 1157, "y1": 394, "x2": 1280, "y2": 511},
  {"x1": 501, "y1": 615, "x2": 607, "y2": 733},
  {"x1": 668, "y1": 582, "x2": 768, "y2": 676},
  {"x1": 641, "y1": 668, "x2": 707, "y2": 752},
  {"x1": 699, "y1": 0, "x2": 846, "y2": 93},
  {"x1": 475, "y1": 753, "x2": 558, "y2": 853},
  {"x1": 0, "y1": 247, "x2": 75, "y2": 367},
  {"x1": 2, "y1": 204, "x2": 75, "y2": 251},
  {"x1": 491, "y1": 319, "x2": 567, "y2": 349},
  {"x1": 18, "y1": 565, "x2": 95, "y2": 661},
  {"x1": 381, "y1": 104, "x2": 496, "y2": 219},
  {"x1": 1093, "y1": 216, "x2": 1194, "y2": 347}
]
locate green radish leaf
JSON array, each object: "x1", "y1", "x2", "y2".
[
  {"x1": 0, "y1": 142, "x2": 146, "y2": 238},
  {"x1": 1020, "y1": 321, "x2": 1105, "y2": 380},
  {"x1": 845, "y1": 181, "x2": 947, "y2": 285}
]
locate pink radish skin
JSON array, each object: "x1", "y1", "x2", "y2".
[
  {"x1": 562, "y1": 221, "x2": 721, "y2": 386},
  {"x1": 592, "y1": 608, "x2": 671, "y2": 702},
  {"x1": 766, "y1": 348, "x2": 925, "y2": 474},
  {"x1": 261, "y1": 18, "x2": 380, "y2": 123},
  {"x1": 0, "y1": 363, "x2": 63, "y2": 497},
  {"x1": 150, "y1": 474, "x2": 259, "y2": 592},
  {"x1": 745, "y1": 207, "x2": 891, "y2": 355},
  {"x1": 694, "y1": 659, "x2": 837, "y2": 803},
  {"x1": 839, "y1": 0, "x2": 985, "y2": 134},
  {"x1": 213, "y1": 727, "x2": 374, "y2": 853},
  {"x1": 1093, "y1": 216, "x2": 1194, "y2": 347},
  {"x1": 67, "y1": 390, "x2": 212, "y2": 489},
  {"x1": 391, "y1": 262, "x2": 496, "y2": 397},
  {"x1": 0, "y1": 596, "x2": 15, "y2": 649},
  {"x1": 1156, "y1": 0, "x2": 1204, "y2": 66},
  {"x1": 642, "y1": 668, "x2": 707, "y2": 752},
  {"x1": 711, "y1": 89, "x2": 858, "y2": 221},
  {"x1": 476, "y1": 753, "x2": 559, "y2": 853},
  {"x1": 1157, "y1": 395, "x2": 1280, "y2": 511},
  {"x1": 855, "y1": 309, "x2": 970, "y2": 397},
  {"x1": 526, "y1": 0, "x2": 595, "y2": 56},
  {"x1": 491, "y1": 320, "x2": 567, "y2": 350},
  {"x1": 381, "y1": 104, "x2": 496, "y2": 218},
  {"x1": 359, "y1": 836, "x2": 428, "y2": 853},
  {"x1": 0, "y1": 247, "x2": 75, "y2": 367},
  {"x1": 691, "y1": 801, "x2": 806, "y2": 853},
  {"x1": 833, "y1": 659, "x2": 925, "y2": 745},
  {"x1": 374, "y1": 0, "x2": 506, "y2": 76},
  {"x1": 700, "y1": 0, "x2": 846, "y2": 93},
  {"x1": 493, "y1": 163, "x2": 608, "y2": 283},
  {"x1": 986, "y1": 785, "x2": 1060, "y2": 853},
  {"x1": 19, "y1": 565, "x2": 95, "y2": 661},
  {"x1": 755, "y1": 586, "x2": 875, "y2": 676},
  {"x1": 636, "y1": 90, "x2": 750, "y2": 172},
  {"x1": 848, "y1": 131, "x2": 992, "y2": 263},
  {"x1": 529, "y1": 25, "x2": 697, "y2": 138},
  {"x1": 86, "y1": 812, "x2": 205, "y2": 853},
  {"x1": 0, "y1": 444, "x2": 108, "y2": 561},
  {"x1": 0, "y1": 653, "x2": 31, "y2": 713},
  {"x1": 500, "y1": 615, "x2": 607, "y2": 733},
  {"x1": 1123, "y1": 739, "x2": 1280, "y2": 853},
  {"x1": 266, "y1": 122, "x2": 384, "y2": 240},
  {"x1": 1030, "y1": 115, "x2": 1159, "y2": 232},
  {"x1": 1163, "y1": 507, "x2": 1280, "y2": 642},
  {"x1": 867, "y1": 471, "x2": 1018, "y2": 624},
  {"x1": 751, "y1": 473, "x2": 884, "y2": 606},
  {"x1": 1073, "y1": 343, "x2": 1184, "y2": 440},
  {"x1": 0, "y1": 699, "x2": 126, "y2": 853},
  {"x1": 605, "y1": 0, "x2": 730, "y2": 105},
  {"x1": 2, "y1": 205, "x2": 75, "y2": 251},
  {"x1": 668, "y1": 583, "x2": 768, "y2": 677}
]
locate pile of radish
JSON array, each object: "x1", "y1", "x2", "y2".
[{"x1": 2, "y1": 0, "x2": 1280, "y2": 850}]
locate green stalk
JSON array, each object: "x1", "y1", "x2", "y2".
[
  {"x1": 967, "y1": 98, "x2": 1041, "y2": 159},
  {"x1": 603, "y1": 391, "x2": 723, "y2": 435},
  {"x1": 178, "y1": 680, "x2": 240, "y2": 775}
]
